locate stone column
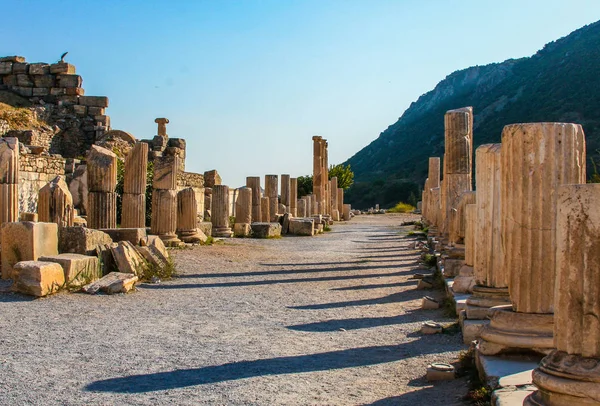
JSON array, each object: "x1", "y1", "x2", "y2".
[
  {"x1": 176, "y1": 187, "x2": 203, "y2": 243},
  {"x1": 122, "y1": 142, "x2": 148, "y2": 228},
  {"x1": 155, "y1": 118, "x2": 169, "y2": 136},
  {"x1": 38, "y1": 176, "x2": 74, "y2": 227},
  {"x1": 324, "y1": 141, "x2": 329, "y2": 215},
  {"x1": 464, "y1": 204, "x2": 476, "y2": 268},
  {"x1": 303, "y1": 196, "x2": 311, "y2": 217},
  {"x1": 311, "y1": 194, "x2": 318, "y2": 215},
  {"x1": 151, "y1": 151, "x2": 182, "y2": 245},
  {"x1": 235, "y1": 187, "x2": 252, "y2": 225},
  {"x1": 297, "y1": 199, "x2": 306, "y2": 217},
  {"x1": 423, "y1": 157, "x2": 441, "y2": 226},
  {"x1": 211, "y1": 185, "x2": 233, "y2": 237},
  {"x1": 290, "y1": 178, "x2": 298, "y2": 217},
  {"x1": 246, "y1": 176, "x2": 261, "y2": 222},
  {"x1": 312, "y1": 136, "x2": 323, "y2": 215},
  {"x1": 337, "y1": 188, "x2": 344, "y2": 216},
  {"x1": 265, "y1": 175, "x2": 278, "y2": 221},
  {"x1": 343, "y1": 204, "x2": 351, "y2": 221},
  {"x1": 331, "y1": 177, "x2": 339, "y2": 221},
  {"x1": 525, "y1": 184, "x2": 600, "y2": 406},
  {"x1": 441, "y1": 108, "x2": 473, "y2": 237},
  {"x1": 0, "y1": 137, "x2": 19, "y2": 225},
  {"x1": 479, "y1": 123, "x2": 586, "y2": 356},
  {"x1": 449, "y1": 191, "x2": 476, "y2": 245},
  {"x1": 87, "y1": 145, "x2": 117, "y2": 229},
  {"x1": 280, "y1": 175, "x2": 290, "y2": 213},
  {"x1": 260, "y1": 197, "x2": 270, "y2": 223},
  {"x1": 430, "y1": 187, "x2": 441, "y2": 229}
]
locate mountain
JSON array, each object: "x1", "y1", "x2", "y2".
[{"x1": 344, "y1": 20, "x2": 600, "y2": 209}]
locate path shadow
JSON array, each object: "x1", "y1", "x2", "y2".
[
  {"x1": 287, "y1": 310, "x2": 428, "y2": 332},
  {"x1": 331, "y1": 280, "x2": 415, "y2": 291},
  {"x1": 0, "y1": 291, "x2": 37, "y2": 303},
  {"x1": 288, "y1": 291, "x2": 420, "y2": 310},
  {"x1": 85, "y1": 340, "x2": 435, "y2": 394},
  {"x1": 365, "y1": 384, "x2": 467, "y2": 406}
]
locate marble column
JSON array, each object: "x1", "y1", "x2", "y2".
[
  {"x1": 246, "y1": 176, "x2": 261, "y2": 222},
  {"x1": 337, "y1": 188, "x2": 344, "y2": 216},
  {"x1": 281, "y1": 175, "x2": 290, "y2": 213},
  {"x1": 479, "y1": 123, "x2": 586, "y2": 356},
  {"x1": 122, "y1": 142, "x2": 148, "y2": 228},
  {"x1": 424, "y1": 157, "x2": 441, "y2": 225},
  {"x1": 310, "y1": 194, "x2": 317, "y2": 215},
  {"x1": 430, "y1": 187, "x2": 441, "y2": 229},
  {"x1": 37, "y1": 175, "x2": 74, "y2": 227},
  {"x1": 297, "y1": 199, "x2": 306, "y2": 217},
  {"x1": 211, "y1": 185, "x2": 233, "y2": 237},
  {"x1": 331, "y1": 177, "x2": 339, "y2": 221},
  {"x1": 151, "y1": 152, "x2": 182, "y2": 245},
  {"x1": 0, "y1": 137, "x2": 19, "y2": 225},
  {"x1": 304, "y1": 196, "x2": 311, "y2": 217},
  {"x1": 265, "y1": 175, "x2": 278, "y2": 221},
  {"x1": 176, "y1": 187, "x2": 203, "y2": 243},
  {"x1": 290, "y1": 178, "x2": 298, "y2": 217},
  {"x1": 312, "y1": 136, "x2": 324, "y2": 215},
  {"x1": 449, "y1": 191, "x2": 476, "y2": 245},
  {"x1": 87, "y1": 145, "x2": 117, "y2": 229},
  {"x1": 464, "y1": 204, "x2": 476, "y2": 268},
  {"x1": 261, "y1": 197, "x2": 270, "y2": 223},
  {"x1": 525, "y1": 184, "x2": 600, "y2": 405},
  {"x1": 235, "y1": 187, "x2": 252, "y2": 224}
]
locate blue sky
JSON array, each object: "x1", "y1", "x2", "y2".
[{"x1": 2, "y1": 0, "x2": 600, "y2": 187}]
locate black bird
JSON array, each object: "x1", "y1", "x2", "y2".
[{"x1": 60, "y1": 51, "x2": 68, "y2": 63}]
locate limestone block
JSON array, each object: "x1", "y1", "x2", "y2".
[
  {"x1": 0, "y1": 137, "x2": 19, "y2": 184},
  {"x1": 95, "y1": 243, "x2": 118, "y2": 275},
  {"x1": 99, "y1": 228, "x2": 146, "y2": 245},
  {"x1": 87, "y1": 192, "x2": 117, "y2": 229},
  {"x1": 28, "y1": 63, "x2": 49, "y2": 75},
  {"x1": 121, "y1": 193, "x2": 146, "y2": 229},
  {"x1": 0, "y1": 183, "x2": 19, "y2": 225},
  {"x1": 450, "y1": 191, "x2": 476, "y2": 244},
  {"x1": 331, "y1": 209, "x2": 340, "y2": 222},
  {"x1": 197, "y1": 222, "x2": 212, "y2": 238},
  {"x1": 124, "y1": 142, "x2": 148, "y2": 194},
  {"x1": 58, "y1": 226, "x2": 112, "y2": 256},
  {"x1": 422, "y1": 296, "x2": 440, "y2": 309},
  {"x1": 153, "y1": 155, "x2": 181, "y2": 190},
  {"x1": 235, "y1": 187, "x2": 252, "y2": 224},
  {"x1": 111, "y1": 241, "x2": 146, "y2": 275},
  {"x1": 281, "y1": 212, "x2": 292, "y2": 234},
  {"x1": 233, "y1": 223, "x2": 251, "y2": 237},
  {"x1": 142, "y1": 235, "x2": 169, "y2": 262},
  {"x1": 56, "y1": 74, "x2": 82, "y2": 88},
  {"x1": 87, "y1": 145, "x2": 117, "y2": 193},
  {"x1": 0, "y1": 62, "x2": 12, "y2": 75},
  {"x1": 443, "y1": 258, "x2": 464, "y2": 277},
  {"x1": 251, "y1": 222, "x2": 282, "y2": 238},
  {"x1": 38, "y1": 253, "x2": 100, "y2": 286},
  {"x1": 246, "y1": 176, "x2": 262, "y2": 223},
  {"x1": 82, "y1": 272, "x2": 138, "y2": 295},
  {"x1": 37, "y1": 175, "x2": 74, "y2": 227},
  {"x1": 16, "y1": 74, "x2": 33, "y2": 87},
  {"x1": 20, "y1": 212, "x2": 37, "y2": 222},
  {"x1": 32, "y1": 74, "x2": 54, "y2": 88},
  {"x1": 1, "y1": 221, "x2": 58, "y2": 279},
  {"x1": 462, "y1": 319, "x2": 489, "y2": 345},
  {"x1": 265, "y1": 175, "x2": 278, "y2": 221},
  {"x1": 421, "y1": 322, "x2": 443, "y2": 335},
  {"x1": 136, "y1": 245, "x2": 167, "y2": 269},
  {"x1": 78, "y1": 96, "x2": 108, "y2": 107},
  {"x1": 12, "y1": 63, "x2": 28, "y2": 74},
  {"x1": 12, "y1": 260, "x2": 64, "y2": 297},
  {"x1": 50, "y1": 62, "x2": 75, "y2": 74},
  {"x1": 203, "y1": 170, "x2": 221, "y2": 188}
]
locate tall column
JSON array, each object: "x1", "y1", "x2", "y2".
[
  {"x1": 290, "y1": 178, "x2": 298, "y2": 217},
  {"x1": 525, "y1": 184, "x2": 600, "y2": 406},
  {"x1": 260, "y1": 197, "x2": 270, "y2": 223},
  {"x1": 430, "y1": 187, "x2": 441, "y2": 229},
  {"x1": 449, "y1": 191, "x2": 476, "y2": 245},
  {"x1": 87, "y1": 145, "x2": 117, "y2": 229},
  {"x1": 423, "y1": 157, "x2": 441, "y2": 226},
  {"x1": 331, "y1": 177, "x2": 339, "y2": 221},
  {"x1": 265, "y1": 175, "x2": 278, "y2": 221},
  {"x1": 235, "y1": 187, "x2": 252, "y2": 225},
  {"x1": 337, "y1": 187, "x2": 344, "y2": 217},
  {"x1": 151, "y1": 150, "x2": 182, "y2": 245},
  {"x1": 177, "y1": 188, "x2": 203, "y2": 243},
  {"x1": 297, "y1": 199, "x2": 306, "y2": 217},
  {"x1": 211, "y1": 185, "x2": 233, "y2": 237},
  {"x1": 464, "y1": 204, "x2": 476, "y2": 268},
  {"x1": 441, "y1": 107, "x2": 473, "y2": 237},
  {"x1": 0, "y1": 137, "x2": 19, "y2": 224},
  {"x1": 323, "y1": 141, "x2": 329, "y2": 215},
  {"x1": 122, "y1": 142, "x2": 148, "y2": 228},
  {"x1": 312, "y1": 136, "x2": 325, "y2": 215},
  {"x1": 246, "y1": 176, "x2": 261, "y2": 222},
  {"x1": 303, "y1": 196, "x2": 311, "y2": 217},
  {"x1": 280, "y1": 175, "x2": 290, "y2": 213},
  {"x1": 38, "y1": 176, "x2": 74, "y2": 227},
  {"x1": 479, "y1": 123, "x2": 586, "y2": 356}
]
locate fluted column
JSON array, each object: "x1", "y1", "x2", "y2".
[
  {"x1": 450, "y1": 191, "x2": 476, "y2": 245},
  {"x1": 464, "y1": 204, "x2": 476, "y2": 267},
  {"x1": 87, "y1": 145, "x2": 117, "y2": 229},
  {"x1": 38, "y1": 176, "x2": 74, "y2": 227},
  {"x1": 235, "y1": 187, "x2": 252, "y2": 225},
  {"x1": 297, "y1": 199, "x2": 306, "y2": 217},
  {"x1": 525, "y1": 184, "x2": 600, "y2": 405},
  {"x1": 260, "y1": 197, "x2": 270, "y2": 223},
  {"x1": 176, "y1": 188, "x2": 203, "y2": 243},
  {"x1": 246, "y1": 176, "x2": 261, "y2": 222},
  {"x1": 280, "y1": 175, "x2": 290, "y2": 213},
  {"x1": 0, "y1": 137, "x2": 19, "y2": 224},
  {"x1": 337, "y1": 188, "x2": 343, "y2": 216},
  {"x1": 424, "y1": 157, "x2": 441, "y2": 225},
  {"x1": 122, "y1": 142, "x2": 148, "y2": 228},
  {"x1": 290, "y1": 178, "x2": 298, "y2": 217},
  {"x1": 151, "y1": 152, "x2": 182, "y2": 245},
  {"x1": 211, "y1": 185, "x2": 233, "y2": 237},
  {"x1": 265, "y1": 175, "x2": 278, "y2": 221},
  {"x1": 479, "y1": 123, "x2": 586, "y2": 356},
  {"x1": 312, "y1": 136, "x2": 324, "y2": 215}
]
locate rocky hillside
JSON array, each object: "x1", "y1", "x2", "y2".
[{"x1": 344, "y1": 20, "x2": 600, "y2": 209}]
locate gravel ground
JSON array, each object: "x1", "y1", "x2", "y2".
[{"x1": 0, "y1": 214, "x2": 469, "y2": 405}]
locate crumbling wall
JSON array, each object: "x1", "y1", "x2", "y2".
[{"x1": 18, "y1": 153, "x2": 67, "y2": 213}]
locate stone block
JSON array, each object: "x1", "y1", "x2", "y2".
[
  {"x1": 233, "y1": 223, "x2": 251, "y2": 237},
  {"x1": 50, "y1": 87, "x2": 67, "y2": 96},
  {"x1": 16, "y1": 74, "x2": 33, "y2": 87},
  {"x1": 57, "y1": 95, "x2": 78, "y2": 105},
  {"x1": 462, "y1": 319, "x2": 489, "y2": 344},
  {"x1": 12, "y1": 260, "x2": 64, "y2": 297},
  {"x1": 78, "y1": 96, "x2": 108, "y2": 107},
  {"x1": 13, "y1": 87, "x2": 33, "y2": 97},
  {"x1": 12, "y1": 63, "x2": 28, "y2": 74},
  {"x1": 73, "y1": 105, "x2": 87, "y2": 116},
  {"x1": 2, "y1": 74, "x2": 16, "y2": 86},
  {"x1": 198, "y1": 221, "x2": 212, "y2": 237},
  {"x1": 58, "y1": 226, "x2": 113, "y2": 256},
  {"x1": 32, "y1": 74, "x2": 54, "y2": 88},
  {"x1": 111, "y1": 241, "x2": 146, "y2": 275},
  {"x1": 426, "y1": 363, "x2": 455, "y2": 381},
  {"x1": 492, "y1": 387, "x2": 536, "y2": 406},
  {"x1": 32, "y1": 87, "x2": 50, "y2": 96},
  {"x1": 56, "y1": 74, "x2": 82, "y2": 88},
  {"x1": 288, "y1": 218, "x2": 314, "y2": 236},
  {"x1": 142, "y1": 235, "x2": 169, "y2": 260},
  {"x1": 94, "y1": 115, "x2": 110, "y2": 126},
  {"x1": 87, "y1": 106, "x2": 105, "y2": 116},
  {"x1": 0, "y1": 56, "x2": 25, "y2": 63},
  {"x1": 0, "y1": 62, "x2": 12, "y2": 75},
  {"x1": 136, "y1": 246, "x2": 166, "y2": 269},
  {"x1": 99, "y1": 228, "x2": 146, "y2": 245},
  {"x1": 65, "y1": 87, "x2": 84, "y2": 96},
  {"x1": 476, "y1": 352, "x2": 542, "y2": 390},
  {"x1": 20, "y1": 212, "x2": 38, "y2": 222},
  {"x1": 82, "y1": 272, "x2": 138, "y2": 295},
  {"x1": 38, "y1": 253, "x2": 100, "y2": 286},
  {"x1": 421, "y1": 296, "x2": 440, "y2": 309},
  {"x1": 251, "y1": 222, "x2": 282, "y2": 238},
  {"x1": 28, "y1": 63, "x2": 50, "y2": 75},
  {"x1": 50, "y1": 62, "x2": 75, "y2": 74},
  {"x1": 443, "y1": 258, "x2": 464, "y2": 277},
  {"x1": 1, "y1": 222, "x2": 58, "y2": 279},
  {"x1": 421, "y1": 322, "x2": 443, "y2": 335}
]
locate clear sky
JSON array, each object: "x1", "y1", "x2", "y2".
[{"x1": 2, "y1": 0, "x2": 600, "y2": 187}]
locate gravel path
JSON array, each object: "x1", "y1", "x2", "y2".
[{"x1": 0, "y1": 214, "x2": 468, "y2": 405}]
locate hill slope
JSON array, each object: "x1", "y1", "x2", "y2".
[{"x1": 344, "y1": 20, "x2": 600, "y2": 209}]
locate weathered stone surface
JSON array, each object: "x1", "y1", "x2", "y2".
[
  {"x1": 211, "y1": 185, "x2": 233, "y2": 237},
  {"x1": 111, "y1": 241, "x2": 146, "y2": 275},
  {"x1": 78, "y1": 96, "x2": 108, "y2": 107},
  {"x1": 87, "y1": 191, "x2": 117, "y2": 229},
  {"x1": 235, "y1": 187, "x2": 252, "y2": 224},
  {"x1": 330, "y1": 177, "x2": 338, "y2": 218},
  {"x1": 265, "y1": 175, "x2": 278, "y2": 221},
  {"x1": 121, "y1": 193, "x2": 146, "y2": 229},
  {"x1": 0, "y1": 183, "x2": 19, "y2": 225},
  {"x1": 0, "y1": 137, "x2": 19, "y2": 184},
  {"x1": 37, "y1": 175, "x2": 74, "y2": 227},
  {"x1": 251, "y1": 222, "x2": 282, "y2": 238},
  {"x1": 297, "y1": 199, "x2": 307, "y2": 218},
  {"x1": 343, "y1": 204, "x2": 351, "y2": 221},
  {"x1": 124, "y1": 141, "x2": 148, "y2": 194},
  {"x1": 50, "y1": 62, "x2": 75, "y2": 74},
  {"x1": 426, "y1": 363, "x2": 455, "y2": 381},
  {"x1": 444, "y1": 107, "x2": 473, "y2": 175},
  {"x1": 68, "y1": 164, "x2": 87, "y2": 215},
  {"x1": 28, "y1": 63, "x2": 50, "y2": 75},
  {"x1": 337, "y1": 188, "x2": 344, "y2": 217},
  {"x1": 151, "y1": 189, "x2": 180, "y2": 244},
  {"x1": 197, "y1": 222, "x2": 212, "y2": 238},
  {"x1": 450, "y1": 191, "x2": 476, "y2": 245},
  {"x1": 20, "y1": 212, "x2": 37, "y2": 222},
  {"x1": 246, "y1": 176, "x2": 262, "y2": 223},
  {"x1": 82, "y1": 272, "x2": 138, "y2": 295},
  {"x1": 290, "y1": 178, "x2": 298, "y2": 217},
  {"x1": 1, "y1": 221, "x2": 58, "y2": 279},
  {"x1": 260, "y1": 196, "x2": 270, "y2": 223},
  {"x1": 58, "y1": 226, "x2": 112, "y2": 256},
  {"x1": 87, "y1": 145, "x2": 117, "y2": 193},
  {"x1": 143, "y1": 235, "x2": 169, "y2": 261},
  {"x1": 99, "y1": 228, "x2": 146, "y2": 245},
  {"x1": 154, "y1": 117, "x2": 169, "y2": 137},
  {"x1": 288, "y1": 218, "x2": 314, "y2": 236},
  {"x1": 280, "y1": 174, "x2": 290, "y2": 210},
  {"x1": 203, "y1": 170, "x2": 221, "y2": 188},
  {"x1": 12, "y1": 260, "x2": 64, "y2": 297},
  {"x1": 464, "y1": 204, "x2": 476, "y2": 267},
  {"x1": 39, "y1": 253, "x2": 100, "y2": 286},
  {"x1": 233, "y1": 223, "x2": 251, "y2": 238},
  {"x1": 176, "y1": 188, "x2": 203, "y2": 243},
  {"x1": 153, "y1": 155, "x2": 181, "y2": 190},
  {"x1": 422, "y1": 296, "x2": 440, "y2": 309}
]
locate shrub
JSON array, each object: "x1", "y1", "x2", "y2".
[{"x1": 387, "y1": 202, "x2": 416, "y2": 213}]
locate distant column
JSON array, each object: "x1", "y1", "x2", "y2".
[
  {"x1": 0, "y1": 137, "x2": 19, "y2": 224},
  {"x1": 151, "y1": 151, "x2": 182, "y2": 245},
  {"x1": 87, "y1": 145, "x2": 117, "y2": 229},
  {"x1": 281, "y1": 175, "x2": 290, "y2": 213},
  {"x1": 297, "y1": 199, "x2": 306, "y2": 217},
  {"x1": 211, "y1": 185, "x2": 233, "y2": 237},
  {"x1": 331, "y1": 177, "x2": 339, "y2": 221},
  {"x1": 177, "y1": 187, "x2": 203, "y2": 243},
  {"x1": 337, "y1": 188, "x2": 344, "y2": 216},
  {"x1": 260, "y1": 196, "x2": 270, "y2": 223},
  {"x1": 122, "y1": 142, "x2": 148, "y2": 228},
  {"x1": 235, "y1": 187, "x2": 252, "y2": 225},
  {"x1": 246, "y1": 176, "x2": 261, "y2": 222},
  {"x1": 290, "y1": 178, "x2": 298, "y2": 216},
  {"x1": 265, "y1": 175, "x2": 278, "y2": 221}
]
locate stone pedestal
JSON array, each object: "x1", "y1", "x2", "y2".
[
  {"x1": 280, "y1": 174, "x2": 290, "y2": 212},
  {"x1": 265, "y1": 175, "x2": 278, "y2": 222},
  {"x1": 0, "y1": 137, "x2": 19, "y2": 224},
  {"x1": 87, "y1": 145, "x2": 117, "y2": 229},
  {"x1": 151, "y1": 189, "x2": 180, "y2": 245},
  {"x1": 290, "y1": 178, "x2": 298, "y2": 217},
  {"x1": 211, "y1": 185, "x2": 233, "y2": 237},
  {"x1": 235, "y1": 186, "x2": 252, "y2": 228},
  {"x1": 479, "y1": 123, "x2": 586, "y2": 356},
  {"x1": 37, "y1": 175, "x2": 74, "y2": 227},
  {"x1": 177, "y1": 188, "x2": 203, "y2": 243},
  {"x1": 1, "y1": 221, "x2": 58, "y2": 279},
  {"x1": 122, "y1": 142, "x2": 148, "y2": 228},
  {"x1": 525, "y1": 184, "x2": 600, "y2": 405},
  {"x1": 260, "y1": 197, "x2": 270, "y2": 223},
  {"x1": 246, "y1": 176, "x2": 262, "y2": 223}
]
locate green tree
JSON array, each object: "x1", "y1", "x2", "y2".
[
  {"x1": 297, "y1": 175, "x2": 313, "y2": 197},
  {"x1": 328, "y1": 164, "x2": 354, "y2": 190}
]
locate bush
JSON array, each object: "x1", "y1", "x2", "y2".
[{"x1": 387, "y1": 202, "x2": 416, "y2": 213}]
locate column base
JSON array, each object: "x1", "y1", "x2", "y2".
[
  {"x1": 158, "y1": 233, "x2": 184, "y2": 247},
  {"x1": 478, "y1": 307, "x2": 554, "y2": 356},
  {"x1": 213, "y1": 226, "x2": 233, "y2": 238},
  {"x1": 178, "y1": 229, "x2": 204, "y2": 244},
  {"x1": 524, "y1": 350, "x2": 600, "y2": 405},
  {"x1": 465, "y1": 285, "x2": 510, "y2": 319}
]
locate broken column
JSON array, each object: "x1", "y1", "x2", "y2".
[
  {"x1": 297, "y1": 199, "x2": 307, "y2": 217},
  {"x1": 450, "y1": 191, "x2": 476, "y2": 245},
  {"x1": 424, "y1": 157, "x2": 441, "y2": 226},
  {"x1": 525, "y1": 184, "x2": 600, "y2": 406},
  {"x1": 265, "y1": 175, "x2": 278, "y2": 221},
  {"x1": 121, "y1": 142, "x2": 148, "y2": 228},
  {"x1": 290, "y1": 178, "x2": 298, "y2": 217},
  {"x1": 212, "y1": 185, "x2": 233, "y2": 237},
  {"x1": 280, "y1": 175, "x2": 290, "y2": 214},
  {"x1": 246, "y1": 176, "x2": 262, "y2": 222},
  {"x1": 37, "y1": 175, "x2": 74, "y2": 227},
  {"x1": 177, "y1": 187, "x2": 203, "y2": 243},
  {"x1": 151, "y1": 146, "x2": 182, "y2": 246},
  {"x1": 87, "y1": 145, "x2": 117, "y2": 229},
  {"x1": 343, "y1": 204, "x2": 351, "y2": 221},
  {"x1": 337, "y1": 188, "x2": 344, "y2": 217},
  {"x1": 260, "y1": 196, "x2": 270, "y2": 223},
  {"x1": 479, "y1": 123, "x2": 586, "y2": 356},
  {"x1": 312, "y1": 136, "x2": 326, "y2": 215},
  {"x1": 331, "y1": 177, "x2": 339, "y2": 221},
  {"x1": 233, "y1": 186, "x2": 252, "y2": 237},
  {"x1": 0, "y1": 137, "x2": 19, "y2": 225}
]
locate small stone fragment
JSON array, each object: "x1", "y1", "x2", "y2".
[
  {"x1": 82, "y1": 272, "x2": 138, "y2": 294},
  {"x1": 422, "y1": 296, "x2": 440, "y2": 309},
  {"x1": 426, "y1": 363, "x2": 455, "y2": 381}
]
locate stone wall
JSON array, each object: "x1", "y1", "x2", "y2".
[
  {"x1": 18, "y1": 153, "x2": 67, "y2": 213},
  {"x1": 0, "y1": 55, "x2": 110, "y2": 158}
]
